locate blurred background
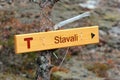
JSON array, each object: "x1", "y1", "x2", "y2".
[{"x1": 0, "y1": 0, "x2": 120, "y2": 80}]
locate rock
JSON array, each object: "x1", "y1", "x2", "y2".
[
  {"x1": 0, "y1": 5, "x2": 3, "y2": 9},
  {"x1": 99, "y1": 0, "x2": 120, "y2": 8},
  {"x1": 51, "y1": 57, "x2": 104, "y2": 80},
  {"x1": 107, "y1": 27, "x2": 120, "y2": 49},
  {"x1": 109, "y1": 27, "x2": 120, "y2": 35},
  {"x1": 107, "y1": 68, "x2": 120, "y2": 80},
  {"x1": 52, "y1": 71, "x2": 104, "y2": 80},
  {"x1": 79, "y1": 0, "x2": 100, "y2": 9},
  {"x1": 99, "y1": 30, "x2": 107, "y2": 36}
]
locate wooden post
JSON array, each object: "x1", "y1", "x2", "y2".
[
  {"x1": 36, "y1": 51, "x2": 52, "y2": 80},
  {"x1": 35, "y1": 0, "x2": 60, "y2": 80}
]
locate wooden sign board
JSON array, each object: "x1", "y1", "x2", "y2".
[{"x1": 14, "y1": 26, "x2": 99, "y2": 54}]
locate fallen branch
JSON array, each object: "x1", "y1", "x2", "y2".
[{"x1": 54, "y1": 11, "x2": 91, "y2": 30}]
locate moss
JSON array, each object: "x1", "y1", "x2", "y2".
[
  {"x1": 51, "y1": 72, "x2": 69, "y2": 80},
  {"x1": 0, "y1": 34, "x2": 14, "y2": 48},
  {"x1": 0, "y1": 41, "x2": 4, "y2": 46},
  {"x1": 0, "y1": 73, "x2": 30, "y2": 80},
  {"x1": 0, "y1": 10, "x2": 15, "y2": 22},
  {"x1": 85, "y1": 62, "x2": 112, "y2": 77},
  {"x1": 7, "y1": 36, "x2": 14, "y2": 47}
]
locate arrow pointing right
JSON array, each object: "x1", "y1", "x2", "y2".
[{"x1": 91, "y1": 33, "x2": 95, "y2": 39}]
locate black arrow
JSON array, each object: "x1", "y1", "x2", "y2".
[{"x1": 91, "y1": 33, "x2": 95, "y2": 39}]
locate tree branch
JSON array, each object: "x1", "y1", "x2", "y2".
[{"x1": 54, "y1": 11, "x2": 91, "y2": 30}]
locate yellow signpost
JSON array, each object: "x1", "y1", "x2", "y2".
[{"x1": 14, "y1": 26, "x2": 99, "y2": 54}]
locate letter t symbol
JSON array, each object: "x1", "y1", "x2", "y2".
[{"x1": 24, "y1": 37, "x2": 33, "y2": 49}]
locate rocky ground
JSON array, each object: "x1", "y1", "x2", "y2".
[{"x1": 0, "y1": 0, "x2": 120, "y2": 80}]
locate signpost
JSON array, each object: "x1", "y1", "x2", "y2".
[
  {"x1": 14, "y1": 1, "x2": 99, "y2": 80},
  {"x1": 14, "y1": 26, "x2": 99, "y2": 54}
]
